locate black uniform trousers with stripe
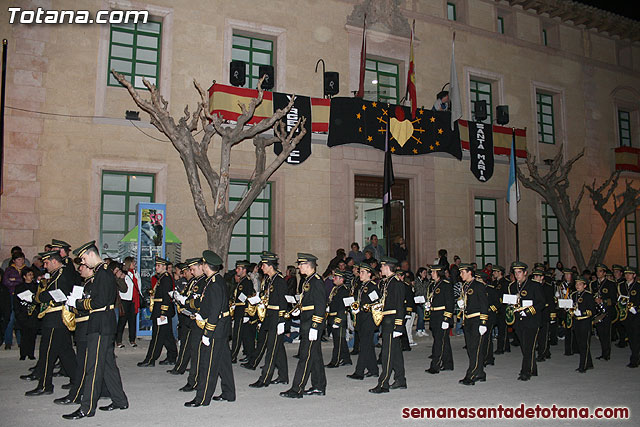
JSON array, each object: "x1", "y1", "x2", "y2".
[
  {"x1": 482, "y1": 313, "x2": 497, "y2": 364},
  {"x1": 291, "y1": 329, "x2": 326, "y2": 393},
  {"x1": 574, "y1": 319, "x2": 593, "y2": 370},
  {"x1": 194, "y1": 321, "x2": 235, "y2": 405},
  {"x1": 230, "y1": 306, "x2": 247, "y2": 360},
  {"x1": 463, "y1": 318, "x2": 485, "y2": 381},
  {"x1": 79, "y1": 333, "x2": 128, "y2": 415},
  {"x1": 515, "y1": 323, "x2": 539, "y2": 377},
  {"x1": 594, "y1": 315, "x2": 612, "y2": 359},
  {"x1": 353, "y1": 315, "x2": 378, "y2": 376},
  {"x1": 36, "y1": 327, "x2": 77, "y2": 391},
  {"x1": 377, "y1": 320, "x2": 405, "y2": 389},
  {"x1": 328, "y1": 318, "x2": 351, "y2": 365},
  {"x1": 496, "y1": 308, "x2": 510, "y2": 352},
  {"x1": 247, "y1": 322, "x2": 268, "y2": 368},
  {"x1": 174, "y1": 319, "x2": 194, "y2": 373},
  {"x1": 144, "y1": 321, "x2": 177, "y2": 362},
  {"x1": 625, "y1": 314, "x2": 640, "y2": 366},
  {"x1": 429, "y1": 315, "x2": 453, "y2": 371},
  {"x1": 259, "y1": 325, "x2": 288, "y2": 383},
  {"x1": 186, "y1": 325, "x2": 204, "y2": 387}
]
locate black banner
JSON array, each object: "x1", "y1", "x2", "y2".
[
  {"x1": 327, "y1": 97, "x2": 462, "y2": 159},
  {"x1": 469, "y1": 121, "x2": 494, "y2": 182},
  {"x1": 273, "y1": 92, "x2": 312, "y2": 165}
]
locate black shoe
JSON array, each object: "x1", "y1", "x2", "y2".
[
  {"x1": 52, "y1": 370, "x2": 63, "y2": 377},
  {"x1": 28, "y1": 365, "x2": 37, "y2": 371},
  {"x1": 458, "y1": 378, "x2": 475, "y2": 386},
  {"x1": 130, "y1": 342, "x2": 138, "y2": 348},
  {"x1": 270, "y1": 378, "x2": 289, "y2": 385},
  {"x1": 368, "y1": 386, "x2": 389, "y2": 394},
  {"x1": 20, "y1": 373, "x2": 38, "y2": 381},
  {"x1": 239, "y1": 356, "x2": 248, "y2": 362},
  {"x1": 350, "y1": 350, "x2": 359, "y2": 355},
  {"x1": 99, "y1": 403, "x2": 129, "y2": 411},
  {"x1": 347, "y1": 373, "x2": 364, "y2": 380},
  {"x1": 627, "y1": 363, "x2": 638, "y2": 368},
  {"x1": 231, "y1": 358, "x2": 237, "y2": 364},
  {"x1": 495, "y1": 350, "x2": 504, "y2": 355},
  {"x1": 117, "y1": 343, "x2": 125, "y2": 349},
  {"x1": 616, "y1": 341, "x2": 627, "y2": 348},
  {"x1": 364, "y1": 371, "x2": 378, "y2": 378},
  {"x1": 184, "y1": 399, "x2": 202, "y2": 408},
  {"x1": 137, "y1": 360, "x2": 155, "y2": 367},
  {"x1": 485, "y1": 360, "x2": 495, "y2": 366},
  {"x1": 280, "y1": 389, "x2": 303, "y2": 399},
  {"x1": 517, "y1": 374, "x2": 531, "y2": 381},
  {"x1": 20, "y1": 356, "x2": 26, "y2": 360},
  {"x1": 338, "y1": 360, "x2": 353, "y2": 366},
  {"x1": 29, "y1": 356, "x2": 36, "y2": 360},
  {"x1": 390, "y1": 381, "x2": 407, "y2": 389},
  {"x1": 474, "y1": 376, "x2": 486, "y2": 382},
  {"x1": 212, "y1": 394, "x2": 235, "y2": 402},
  {"x1": 61, "y1": 382, "x2": 72, "y2": 390},
  {"x1": 304, "y1": 387, "x2": 326, "y2": 396},
  {"x1": 179, "y1": 384, "x2": 195, "y2": 392},
  {"x1": 241, "y1": 363, "x2": 256, "y2": 371},
  {"x1": 441, "y1": 367, "x2": 454, "y2": 371},
  {"x1": 5, "y1": 344, "x2": 11, "y2": 350},
  {"x1": 249, "y1": 380, "x2": 268, "y2": 388},
  {"x1": 62, "y1": 409, "x2": 92, "y2": 420},
  {"x1": 158, "y1": 359, "x2": 174, "y2": 366},
  {"x1": 53, "y1": 396, "x2": 75, "y2": 405},
  {"x1": 576, "y1": 368, "x2": 587, "y2": 373},
  {"x1": 425, "y1": 368, "x2": 440, "y2": 374},
  {"x1": 325, "y1": 362, "x2": 338, "y2": 368},
  {"x1": 293, "y1": 354, "x2": 300, "y2": 359},
  {"x1": 167, "y1": 369, "x2": 183, "y2": 375},
  {"x1": 25, "y1": 387, "x2": 53, "y2": 396}
]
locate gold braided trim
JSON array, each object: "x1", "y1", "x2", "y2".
[
  {"x1": 205, "y1": 322, "x2": 216, "y2": 331},
  {"x1": 465, "y1": 312, "x2": 480, "y2": 319},
  {"x1": 45, "y1": 305, "x2": 64, "y2": 313},
  {"x1": 381, "y1": 310, "x2": 397, "y2": 315},
  {"x1": 479, "y1": 314, "x2": 489, "y2": 320},
  {"x1": 267, "y1": 305, "x2": 280, "y2": 310},
  {"x1": 235, "y1": 302, "x2": 246, "y2": 306},
  {"x1": 334, "y1": 318, "x2": 342, "y2": 324},
  {"x1": 160, "y1": 305, "x2": 169, "y2": 311},
  {"x1": 90, "y1": 304, "x2": 115, "y2": 314},
  {"x1": 221, "y1": 311, "x2": 230, "y2": 317},
  {"x1": 394, "y1": 319, "x2": 403, "y2": 325},
  {"x1": 302, "y1": 305, "x2": 315, "y2": 311},
  {"x1": 528, "y1": 307, "x2": 536, "y2": 315},
  {"x1": 327, "y1": 312, "x2": 338, "y2": 316},
  {"x1": 575, "y1": 315, "x2": 591, "y2": 320},
  {"x1": 431, "y1": 306, "x2": 445, "y2": 311},
  {"x1": 311, "y1": 315, "x2": 324, "y2": 323},
  {"x1": 489, "y1": 305, "x2": 498, "y2": 312},
  {"x1": 406, "y1": 307, "x2": 413, "y2": 312},
  {"x1": 75, "y1": 316, "x2": 89, "y2": 323},
  {"x1": 443, "y1": 311, "x2": 453, "y2": 318},
  {"x1": 151, "y1": 298, "x2": 162, "y2": 302},
  {"x1": 83, "y1": 300, "x2": 92, "y2": 311}
]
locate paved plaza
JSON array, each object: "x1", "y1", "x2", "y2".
[{"x1": 0, "y1": 332, "x2": 636, "y2": 426}]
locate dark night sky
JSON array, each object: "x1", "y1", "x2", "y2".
[{"x1": 573, "y1": 0, "x2": 640, "y2": 21}]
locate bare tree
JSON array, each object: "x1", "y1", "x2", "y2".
[
  {"x1": 518, "y1": 144, "x2": 640, "y2": 271},
  {"x1": 517, "y1": 144, "x2": 587, "y2": 271},
  {"x1": 585, "y1": 172, "x2": 640, "y2": 268},
  {"x1": 112, "y1": 71, "x2": 307, "y2": 261}
]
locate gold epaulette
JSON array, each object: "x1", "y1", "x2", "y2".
[
  {"x1": 528, "y1": 306, "x2": 537, "y2": 315},
  {"x1": 83, "y1": 299, "x2": 92, "y2": 310},
  {"x1": 204, "y1": 322, "x2": 216, "y2": 331},
  {"x1": 160, "y1": 305, "x2": 169, "y2": 311},
  {"x1": 394, "y1": 318, "x2": 403, "y2": 326},
  {"x1": 479, "y1": 314, "x2": 489, "y2": 320}
]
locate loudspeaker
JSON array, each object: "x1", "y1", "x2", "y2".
[
  {"x1": 258, "y1": 65, "x2": 274, "y2": 90},
  {"x1": 496, "y1": 105, "x2": 510, "y2": 125},
  {"x1": 473, "y1": 100, "x2": 487, "y2": 122},
  {"x1": 323, "y1": 71, "x2": 339, "y2": 96},
  {"x1": 230, "y1": 60, "x2": 246, "y2": 87}
]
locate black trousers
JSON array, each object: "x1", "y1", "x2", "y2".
[
  {"x1": 67, "y1": 338, "x2": 87, "y2": 402},
  {"x1": 230, "y1": 308, "x2": 246, "y2": 360},
  {"x1": 549, "y1": 316, "x2": 559, "y2": 345},
  {"x1": 194, "y1": 324, "x2": 235, "y2": 405},
  {"x1": 496, "y1": 310, "x2": 510, "y2": 352},
  {"x1": 574, "y1": 319, "x2": 593, "y2": 370},
  {"x1": 564, "y1": 326, "x2": 576, "y2": 355},
  {"x1": 429, "y1": 321, "x2": 453, "y2": 371},
  {"x1": 242, "y1": 321, "x2": 256, "y2": 358},
  {"x1": 115, "y1": 300, "x2": 137, "y2": 344},
  {"x1": 144, "y1": 320, "x2": 177, "y2": 362},
  {"x1": 377, "y1": 323, "x2": 405, "y2": 388},
  {"x1": 80, "y1": 333, "x2": 127, "y2": 415},
  {"x1": 187, "y1": 326, "x2": 204, "y2": 387},
  {"x1": 259, "y1": 325, "x2": 287, "y2": 383},
  {"x1": 463, "y1": 319, "x2": 485, "y2": 381},
  {"x1": 248, "y1": 323, "x2": 268, "y2": 368},
  {"x1": 174, "y1": 322, "x2": 193, "y2": 373},
  {"x1": 329, "y1": 320, "x2": 351, "y2": 364},
  {"x1": 594, "y1": 315, "x2": 612, "y2": 358},
  {"x1": 482, "y1": 315, "x2": 496, "y2": 364},
  {"x1": 515, "y1": 324, "x2": 539, "y2": 377},
  {"x1": 36, "y1": 327, "x2": 77, "y2": 391},
  {"x1": 537, "y1": 316, "x2": 551, "y2": 359},
  {"x1": 291, "y1": 328, "x2": 326, "y2": 393},
  {"x1": 19, "y1": 326, "x2": 37, "y2": 359},
  {"x1": 626, "y1": 314, "x2": 640, "y2": 366},
  {"x1": 354, "y1": 316, "x2": 377, "y2": 376}
]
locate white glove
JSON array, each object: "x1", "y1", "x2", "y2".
[
  {"x1": 479, "y1": 325, "x2": 487, "y2": 335},
  {"x1": 353, "y1": 309, "x2": 360, "y2": 315},
  {"x1": 66, "y1": 298, "x2": 76, "y2": 309},
  {"x1": 520, "y1": 311, "x2": 527, "y2": 317},
  {"x1": 18, "y1": 292, "x2": 33, "y2": 302},
  {"x1": 202, "y1": 336, "x2": 210, "y2": 346},
  {"x1": 332, "y1": 323, "x2": 340, "y2": 329},
  {"x1": 457, "y1": 300, "x2": 465, "y2": 309},
  {"x1": 630, "y1": 307, "x2": 637, "y2": 315},
  {"x1": 441, "y1": 321, "x2": 449, "y2": 330},
  {"x1": 392, "y1": 331, "x2": 402, "y2": 338},
  {"x1": 574, "y1": 309, "x2": 581, "y2": 317},
  {"x1": 177, "y1": 294, "x2": 187, "y2": 305},
  {"x1": 550, "y1": 320, "x2": 556, "y2": 324},
  {"x1": 555, "y1": 291, "x2": 560, "y2": 298},
  {"x1": 44, "y1": 273, "x2": 50, "y2": 280},
  {"x1": 291, "y1": 308, "x2": 300, "y2": 317},
  {"x1": 309, "y1": 328, "x2": 318, "y2": 341},
  {"x1": 195, "y1": 313, "x2": 203, "y2": 322},
  {"x1": 243, "y1": 316, "x2": 249, "y2": 324},
  {"x1": 405, "y1": 315, "x2": 411, "y2": 320},
  {"x1": 277, "y1": 322, "x2": 285, "y2": 335}
]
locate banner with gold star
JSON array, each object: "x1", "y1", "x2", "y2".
[{"x1": 327, "y1": 97, "x2": 462, "y2": 160}]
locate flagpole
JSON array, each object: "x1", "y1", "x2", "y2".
[{"x1": 512, "y1": 127, "x2": 520, "y2": 261}]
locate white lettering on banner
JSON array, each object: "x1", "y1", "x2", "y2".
[
  {"x1": 476, "y1": 123, "x2": 486, "y2": 181},
  {"x1": 287, "y1": 150, "x2": 300, "y2": 164},
  {"x1": 284, "y1": 95, "x2": 301, "y2": 164}
]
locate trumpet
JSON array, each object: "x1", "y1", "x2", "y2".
[
  {"x1": 256, "y1": 294, "x2": 269, "y2": 322},
  {"x1": 283, "y1": 300, "x2": 302, "y2": 320}
]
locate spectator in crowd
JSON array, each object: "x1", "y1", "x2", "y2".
[
  {"x1": 117, "y1": 257, "x2": 141, "y2": 348},
  {"x1": 2, "y1": 246, "x2": 31, "y2": 270},
  {"x1": 554, "y1": 261, "x2": 564, "y2": 281},
  {"x1": 30, "y1": 255, "x2": 45, "y2": 276},
  {"x1": 414, "y1": 267, "x2": 429, "y2": 337},
  {"x1": 450, "y1": 255, "x2": 461, "y2": 284},
  {"x1": 392, "y1": 237, "x2": 408, "y2": 264},
  {"x1": 285, "y1": 265, "x2": 298, "y2": 296},
  {"x1": 2, "y1": 251, "x2": 27, "y2": 349},
  {"x1": 432, "y1": 90, "x2": 450, "y2": 112},
  {"x1": 364, "y1": 234, "x2": 385, "y2": 261},
  {"x1": 323, "y1": 248, "x2": 346, "y2": 278},
  {"x1": 348, "y1": 242, "x2": 365, "y2": 264},
  {"x1": 436, "y1": 249, "x2": 449, "y2": 271}
]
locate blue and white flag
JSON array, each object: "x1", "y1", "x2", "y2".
[{"x1": 507, "y1": 129, "x2": 520, "y2": 224}]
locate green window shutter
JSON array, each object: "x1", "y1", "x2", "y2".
[
  {"x1": 364, "y1": 58, "x2": 399, "y2": 104},
  {"x1": 474, "y1": 198, "x2": 498, "y2": 266},
  {"x1": 231, "y1": 34, "x2": 274, "y2": 89},
  {"x1": 108, "y1": 21, "x2": 162, "y2": 89},
  {"x1": 228, "y1": 180, "x2": 272, "y2": 265}
]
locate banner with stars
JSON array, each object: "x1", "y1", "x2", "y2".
[{"x1": 327, "y1": 97, "x2": 462, "y2": 160}]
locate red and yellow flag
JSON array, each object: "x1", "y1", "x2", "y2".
[{"x1": 406, "y1": 20, "x2": 417, "y2": 119}]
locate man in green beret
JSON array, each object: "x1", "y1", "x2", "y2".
[
  {"x1": 281, "y1": 253, "x2": 327, "y2": 398},
  {"x1": 369, "y1": 256, "x2": 406, "y2": 393},
  {"x1": 186, "y1": 250, "x2": 236, "y2": 406}
]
